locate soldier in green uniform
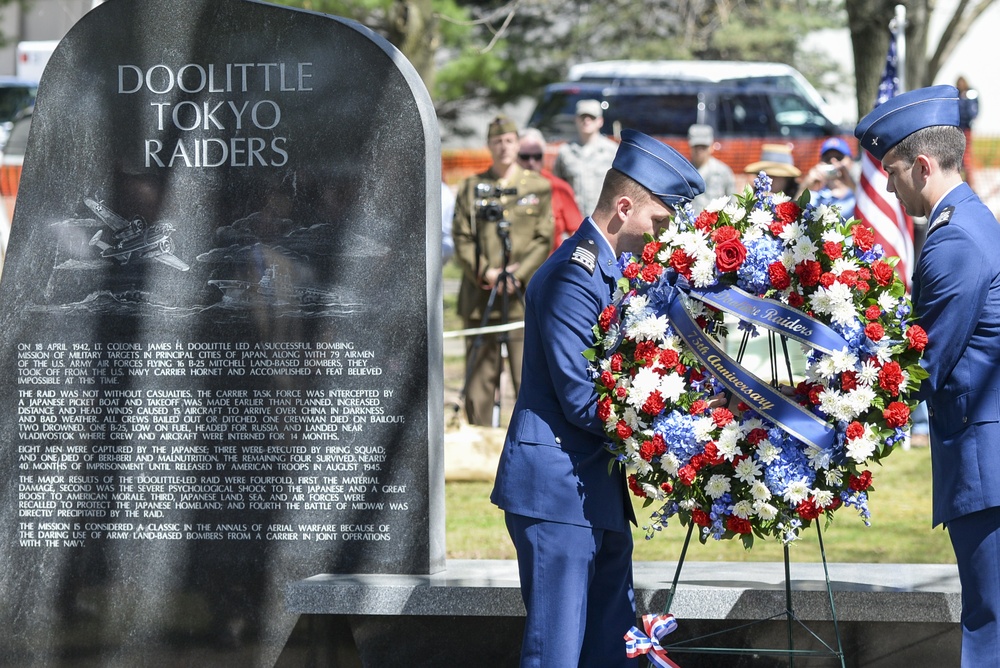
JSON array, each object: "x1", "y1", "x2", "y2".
[{"x1": 453, "y1": 116, "x2": 554, "y2": 426}]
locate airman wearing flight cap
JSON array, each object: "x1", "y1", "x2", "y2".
[
  {"x1": 553, "y1": 98, "x2": 619, "y2": 217},
  {"x1": 857, "y1": 84, "x2": 1000, "y2": 667},
  {"x1": 492, "y1": 129, "x2": 704, "y2": 668}
]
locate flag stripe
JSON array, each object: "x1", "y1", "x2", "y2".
[{"x1": 856, "y1": 24, "x2": 914, "y2": 287}]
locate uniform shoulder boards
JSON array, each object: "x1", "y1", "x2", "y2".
[
  {"x1": 570, "y1": 239, "x2": 598, "y2": 275},
  {"x1": 928, "y1": 206, "x2": 954, "y2": 235}
]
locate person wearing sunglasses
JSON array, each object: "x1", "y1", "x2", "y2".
[
  {"x1": 798, "y1": 136, "x2": 858, "y2": 220},
  {"x1": 518, "y1": 128, "x2": 582, "y2": 253}
]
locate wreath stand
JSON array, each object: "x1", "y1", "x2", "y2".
[
  {"x1": 655, "y1": 520, "x2": 845, "y2": 666},
  {"x1": 651, "y1": 328, "x2": 847, "y2": 666}
]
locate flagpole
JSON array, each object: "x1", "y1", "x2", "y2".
[{"x1": 892, "y1": 4, "x2": 907, "y2": 93}]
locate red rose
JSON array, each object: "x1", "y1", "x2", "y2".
[
  {"x1": 823, "y1": 241, "x2": 843, "y2": 260},
  {"x1": 660, "y1": 481, "x2": 673, "y2": 494},
  {"x1": 628, "y1": 474, "x2": 646, "y2": 498},
  {"x1": 691, "y1": 508, "x2": 711, "y2": 527},
  {"x1": 711, "y1": 226, "x2": 740, "y2": 243},
  {"x1": 711, "y1": 407, "x2": 734, "y2": 427},
  {"x1": 600, "y1": 371, "x2": 616, "y2": 389},
  {"x1": 616, "y1": 420, "x2": 633, "y2": 440},
  {"x1": 715, "y1": 238, "x2": 747, "y2": 273},
  {"x1": 641, "y1": 391, "x2": 666, "y2": 416},
  {"x1": 845, "y1": 421, "x2": 865, "y2": 440},
  {"x1": 650, "y1": 434, "x2": 667, "y2": 458},
  {"x1": 639, "y1": 440, "x2": 658, "y2": 462},
  {"x1": 883, "y1": 401, "x2": 910, "y2": 428},
  {"x1": 641, "y1": 241, "x2": 662, "y2": 264},
  {"x1": 623, "y1": 263, "x2": 640, "y2": 280},
  {"x1": 841, "y1": 371, "x2": 858, "y2": 392},
  {"x1": 659, "y1": 348, "x2": 679, "y2": 368},
  {"x1": 689, "y1": 399, "x2": 708, "y2": 415},
  {"x1": 871, "y1": 260, "x2": 895, "y2": 286},
  {"x1": 703, "y1": 441, "x2": 723, "y2": 465},
  {"x1": 610, "y1": 353, "x2": 623, "y2": 372},
  {"x1": 747, "y1": 428, "x2": 768, "y2": 445},
  {"x1": 853, "y1": 225, "x2": 875, "y2": 251},
  {"x1": 640, "y1": 262, "x2": 663, "y2": 283},
  {"x1": 864, "y1": 322, "x2": 885, "y2": 342},
  {"x1": 677, "y1": 465, "x2": 697, "y2": 486},
  {"x1": 906, "y1": 325, "x2": 928, "y2": 352},
  {"x1": 774, "y1": 201, "x2": 801, "y2": 224},
  {"x1": 796, "y1": 498, "x2": 822, "y2": 521},
  {"x1": 850, "y1": 470, "x2": 873, "y2": 491},
  {"x1": 795, "y1": 260, "x2": 822, "y2": 287},
  {"x1": 616, "y1": 387, "x2": 627, "y2": 398},
  {"x1": 865, "y1": 304, "x2": 882, "y2": 321},
  {"x1": 768, "y1": 261, "x2": 791, "y2": 290},
  {"x1": 726, "y1": 515, "x2": 752, "y2": 535},
  {"x1": 598, "y1": 304, "x2": 617, "y2": 332},
  {"x1": 694, "y1": 210, "x2": 718, "y2": 231},
  {"x1": 635, "y1": 341, "x2": 658, "y2": 365},
  {"x1": 878, "y1": 361, "x2": 904, "y2": 396},
  {"x1": 787, "y1": 292, "x2": 804, "y2": 308},
  {"x1": 669, "y1": 249, "x2": 694, "y2": 278},
  {"x1": 597, "y1": 397, "x2": 612, "y2": 422}
]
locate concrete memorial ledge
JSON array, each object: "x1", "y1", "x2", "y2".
[{"x1": 286, "y1": 559, "x2": 961, "y2": 623}]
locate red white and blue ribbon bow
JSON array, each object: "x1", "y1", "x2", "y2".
[{"x1": 624, "y1": 613, "x2": 682, "y2": 667}]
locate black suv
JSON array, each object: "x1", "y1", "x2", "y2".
[{"x1": 528, "y1": 61, "x2": 843, "y2": 142}]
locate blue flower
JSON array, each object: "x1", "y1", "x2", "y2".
[
  {"x1": 654, "y1": 411, "x2": 703, "y2": 462},
  {"x1": 737, "y1": 235, "x2": 784, "y2": 295}
]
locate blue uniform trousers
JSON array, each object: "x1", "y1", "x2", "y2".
[
  {"x1": 949, "y1": 506, "x2": 1000, "y2": 667},
  {"x1": 505, "y1": 512, "x2": 639, "y2": 668}
]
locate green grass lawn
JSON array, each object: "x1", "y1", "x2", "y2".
[{"x1": 445, "y1": 444, "x2": 955, "y2": 564}]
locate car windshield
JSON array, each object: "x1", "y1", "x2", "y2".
[{"x1": 0, "y1": 85, "x2": 37, "y2": 123}]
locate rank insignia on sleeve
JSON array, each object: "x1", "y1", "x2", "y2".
[
  {"x1": 570, "y1": 239, "x2": 597, "y2": 274},
  {"x1": 928, "y1": 206, "x2": 954, "y2": 235}
]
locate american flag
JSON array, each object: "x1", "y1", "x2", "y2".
[{"x1": 856, "y1": 27, "x2": 914, "y2": 287}]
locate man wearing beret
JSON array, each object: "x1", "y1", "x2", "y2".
[
  {"x1": 856, "y1": 85, "x2": 1000, "y2": 666},
  {"x1": 491, "y1": 129, "x2": 705, "y2": 666},
  {"x1": 453, "y1": 116, "x2": 553, "y2": 426}
]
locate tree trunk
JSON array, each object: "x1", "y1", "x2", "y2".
[
  {"x1": 847, "y1": 0, "x2": 896, "y2": 118},
  {"x1": 388, "y1": 0, "x2": 439, "y2": 99}
]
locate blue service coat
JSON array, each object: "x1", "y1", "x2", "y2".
[
  {"x1": 491, "y1": 219, "x2": 631, "y2": 531},
  {"x1": 911, "y1": 182, "x2": 1000, "y2": 526}
]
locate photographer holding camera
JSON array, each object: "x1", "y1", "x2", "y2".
[
  {"x1": 797, "y1": 136, "x2": 858, "y2": 219},
  {"x1": 453, "y1": 116, "x2": 553, "y2": 426}
]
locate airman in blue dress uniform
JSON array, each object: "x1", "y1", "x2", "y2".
[
  {"x1": 856, "y1": 85, "x2": 1000, "y2": 667},
  {"x1": 491, "y1": 129, "x2": 704, "y2": 667}
]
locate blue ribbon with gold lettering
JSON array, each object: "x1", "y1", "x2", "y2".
[{"x1": 646, "y1": 274, "x2": 839, "y2": 450}]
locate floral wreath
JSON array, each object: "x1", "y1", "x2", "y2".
[{"x1": 586, "y1": 174, "x2": 928, "y2": 547}]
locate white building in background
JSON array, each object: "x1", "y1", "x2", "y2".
[{"x1": 0, "y1": 0, "x2": 102, "y2": 78}]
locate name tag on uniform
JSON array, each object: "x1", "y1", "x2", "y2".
[{"x1": 570, "y1": 239, "x2": 597, "y2": 275}]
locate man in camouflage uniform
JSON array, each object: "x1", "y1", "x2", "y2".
[{"x1": 453, "y1": 116, "x2": 553, "y2": 426}]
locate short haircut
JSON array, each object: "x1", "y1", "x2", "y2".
[
  {"x1": 889, "y1": 125, "x2": 966, "y2": 172},
  {"x1": 595, "y1": 168, "x2": 652, "y2": 212}
]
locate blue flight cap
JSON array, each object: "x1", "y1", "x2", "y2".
[
  {"x1": 612, "y1": 129, "x2": 705, "y2": 208},
  {"x1": 854, "y1": 85, "x2": 961, "y2": 161}
]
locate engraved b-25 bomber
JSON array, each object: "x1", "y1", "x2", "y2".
[{"x1": 85, "y1": 197, "x2": 190, "y2": 272}]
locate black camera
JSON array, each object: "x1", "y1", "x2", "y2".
[{"x1": 475, "y1": 183, "x2": 517, "y2": 222}]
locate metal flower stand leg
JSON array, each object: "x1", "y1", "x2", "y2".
[{"x1": 657, "y1": 522, "x2": 846, "y2": 666}]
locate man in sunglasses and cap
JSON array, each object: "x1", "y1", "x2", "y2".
[
  {"x1": 492, "y1": 129, "x2": 704, "y2": 667},
  {"x1": 856, "y1": 85, "x2": 1000, "y2": 666}
]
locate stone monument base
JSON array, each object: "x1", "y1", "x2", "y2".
[{"x1": 283, "y1": 560, "x2": 961, "y2": 667}]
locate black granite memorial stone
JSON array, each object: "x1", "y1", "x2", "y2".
[{"x1": 0, "y1": 0, "x2": 444, "y2": 664}]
